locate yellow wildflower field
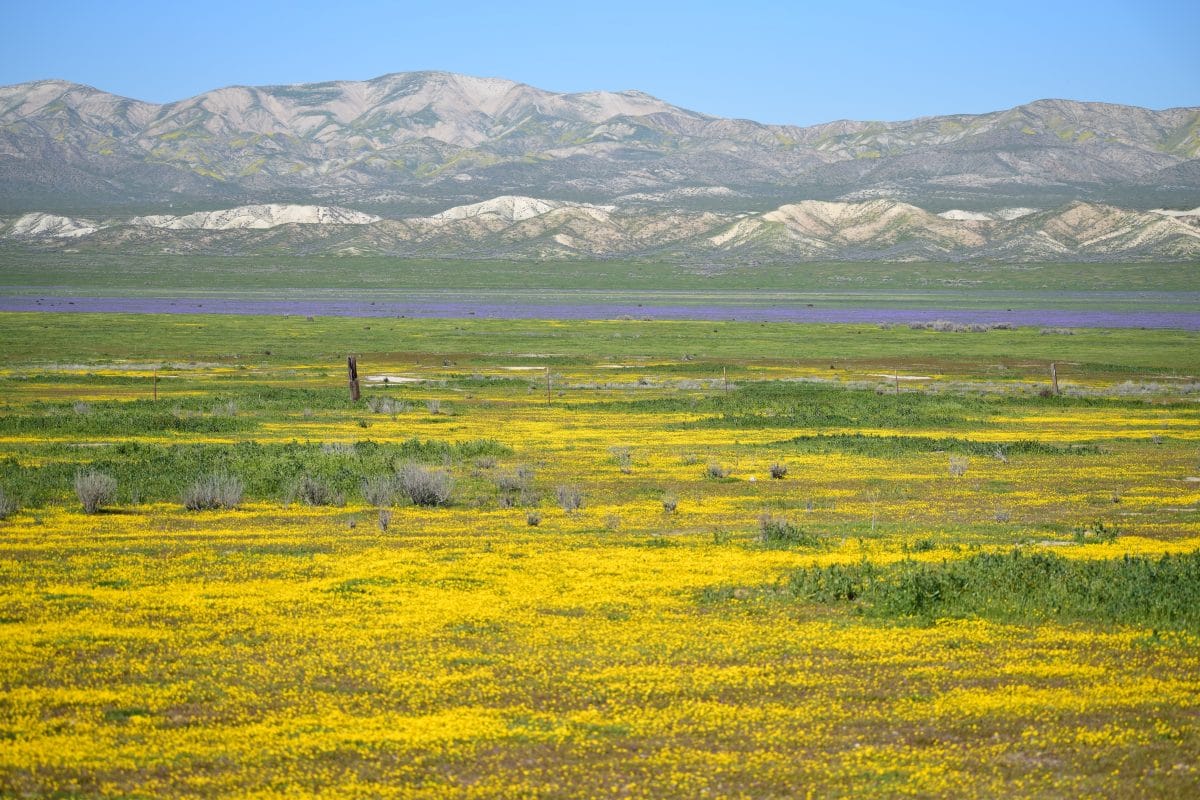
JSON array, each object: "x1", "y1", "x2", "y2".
[{"x1": 0, "y1": 316, "x2": 1198, "y2": 798}]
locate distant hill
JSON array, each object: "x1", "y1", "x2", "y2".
[{"x1": 4, "y1": 198, "x2": 1198, "y2": 261}]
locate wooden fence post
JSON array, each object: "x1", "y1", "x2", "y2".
[
  {"x1": 152, "y1": 368, "x2": 157, "y2": 402},
  {"x1": 545, "y1": 367, "x2": 551, "y2": 406},
  {"x1": 348, "y1": 356, "x2": 361, "y2": 402},
  {"x1": 1051, "y1": 362, "x2": 1059, "y2": 395}
]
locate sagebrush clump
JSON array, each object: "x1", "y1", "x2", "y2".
[
  {"x1": 758, "y1": 513, "x2": 822, "y2": 548},
  {"x1": 182, "y1": 473, "x2": 244, "y2": 511},
  {"x1": 74, "y1": 469, "x2": 117, "y2": 514},
  {"x1": 361, "y1": 474, "x2": 398, "y2": 507},
  {"x1": 0, "y1": 485, "x2": 17, "y2": 520},
  {"x1": 555, "y1": 485, "x2": 583, "y2": 513},
  {"x1": 397, "y1": 463, "x2": 453, "y2": 507},
  {"x1": 288, "y1": 474, "x2": 342, "y2": 507}
]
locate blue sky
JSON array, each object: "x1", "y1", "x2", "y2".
[{"x1": 2, "y1": 1, "x2": 1196, "y2": 125}]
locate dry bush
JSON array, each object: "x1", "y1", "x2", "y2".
[
  {"x1": 661, "y1": 492, "x2": 679, "y2": 514},
  {"x1": 608, "y1": 446, "x2": 633, "y2": 474},
  {"x1": 758, "y1": 513, "x2": 821, "y2": 547},
  {"x1": 769, "y1": 462, "x2": 788, "y2": 479},
  {"x1": 288, "y1": 474, "x2": 342, "y2": 507},
  {"x1": 75, "y1": 469, "x2": 117, "y2": 514},
  {"x1": 397, "y1": 463, "x2": 453, "y2": 507},
  {"x1": 182, "y1": 473, "x2": 244, "y2": 511},
  {"x1": 706, "y1": 462, "x2": 730, "y2": 479},
  {"x1": 555, "y1": 485, "x2": 583, "y2": 513},
  {"x1": 0, "y1": 485, "x2": 17, "y2": 520},
  {"x1": 361, "y1": 474, "x2": 398, "y2": 507},
  {"x1": 949, "y1": 456, "x2": 969, "y2": 478}
]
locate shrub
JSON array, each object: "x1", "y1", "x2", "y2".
[
  {"x1": 72, "y1": 401, "x2": 92, "y2": 415},
  {"x1": 769, "y1": 462, "x2": 788, "y2": 479},
  {"x1": 609, "y1": 446, "x2": 633, "y2": 474},
  {"x1": 377, "y1": 509, "x2": 392, "y2": 532},
  {"x1": 0, "y1": 485, "x2": 17, "y2": 520},
  {"x1": 526, "y1": 510, "x2": 542, "y2": 527},
  {"x1": 211, "y1": 400, "x2": 238, "y2": 417},
  {"x1": 75, "y1": 469, "x2": 117, "y2": 514},
  {"x1": 495, "y1": 465, "x2": 534, "y2": 494},
  {"x1": 367, "y1": 397, "x2": 409, "y2": 416},
  {"x1": 397, "y1": 463, "x2": 453, "y2": 507},
  {"x1": 288, "y1": 474, "x2": 342, "y2": 507},
  {"x1": 555, "y1": 484, "x2": 583, "y2": 513},
  {"x1": 706, "y1": 462, "x2": 730, "y2": 479},
  {"x1": 948, "y1": 456, "x2": 969, "y2": 477},
  {"x1": 661, "y1": 492, "x2": 678, "y2": 514},
  {"x1": 426, "y1": 399, "x2": 443, "y2": 415},
  {"x1": 604, "y1": 513, "x2": 621, "y2": 531},
  {"x1": 361, "y1": 474, "x2": 398, "y2": 507},
  {"x1": 758, "y1": 513, "x2": 822, "y2": 548},
  {"x1": 182, "y1": 473, "x2": 244, "y2": 511}
]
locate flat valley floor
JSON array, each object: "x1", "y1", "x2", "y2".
[{"x1": 0, "y1": 313, "x2": 1198, "y2": 798}]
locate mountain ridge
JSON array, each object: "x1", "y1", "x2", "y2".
[{"x1": 2, "y1": 71, "x2": 1197, "y2": 216}]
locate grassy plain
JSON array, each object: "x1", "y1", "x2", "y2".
[
  {"x1": 2, "y1": 252, "x2": 1198, "y2": 311},
  {"x1": 1, "y1": 312, "x2": 1199, "y2": 798}
]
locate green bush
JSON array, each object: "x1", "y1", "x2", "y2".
[
  {"x1": 784, "y1": 550, "x2": 1200, "y2": 630},
  {"x1": 758, "y1": 513, "x2": 822, "y2": 548}
]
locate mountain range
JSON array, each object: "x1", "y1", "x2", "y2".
[
  {"x1": 0, "y1": 71, "x2": 1197, "y2": 261},
  {"x1": 2, "y1": 71, "x2": 1198, "y2": 216}
]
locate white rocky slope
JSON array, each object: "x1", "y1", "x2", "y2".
[
  {"x1": 129, "y1": 203, "x2": 380, "y2": 230},
  {"x1": 4, "y1": 197, "x2": 1200, "y2": 260},
  {"x1": 707, "y1": 199, "x2": 988, "y2": 256},
  {"x1": 430, "y1": 196, "x2": 590, "y2": 223},
  {"x1": 5, "y1": 212, "x2": 100, "y2": 238}
]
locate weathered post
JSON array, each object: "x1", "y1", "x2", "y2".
[
  {"x1": 1051, "y1": 362, "x2": 1060, "y2": 395},
  {"x1": 152, "y1": 368, "x2": 158, "y2": 402},
  {"x1": 723, "y1": 367, "x2": 729, "y2": 394},
  {"x1": 895, "y1": 373, "x2": 900, "y2": 394},
  {"x1": 348, "y1": 356, "x2": 361, "y2": 402},
  {"x1": 545, "y1": 367, "x2": 551, "y2": 406}
]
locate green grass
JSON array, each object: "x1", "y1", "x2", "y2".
[
  {"x1": 796, "y1": 551, "x2": 1200, "y2": 630},
  {"x1": 1, "y1": 252, "x2": 1198, "y2": 294},
  {"x1": 0, "y1": 439, "x2": 510, "y2": 507},
  {"x1": 703, "y1": 550, "x2": 1200, "y2": 631},
  {"x1": 3, "y1": 312, "x2": 1197, "y2": 374},
  {"x1": 771, "y1": 434, "x2": 1101, "y2": 457},
  {"x1": 583, "y1": 380, "x2": 1198, "y2": 431}
]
